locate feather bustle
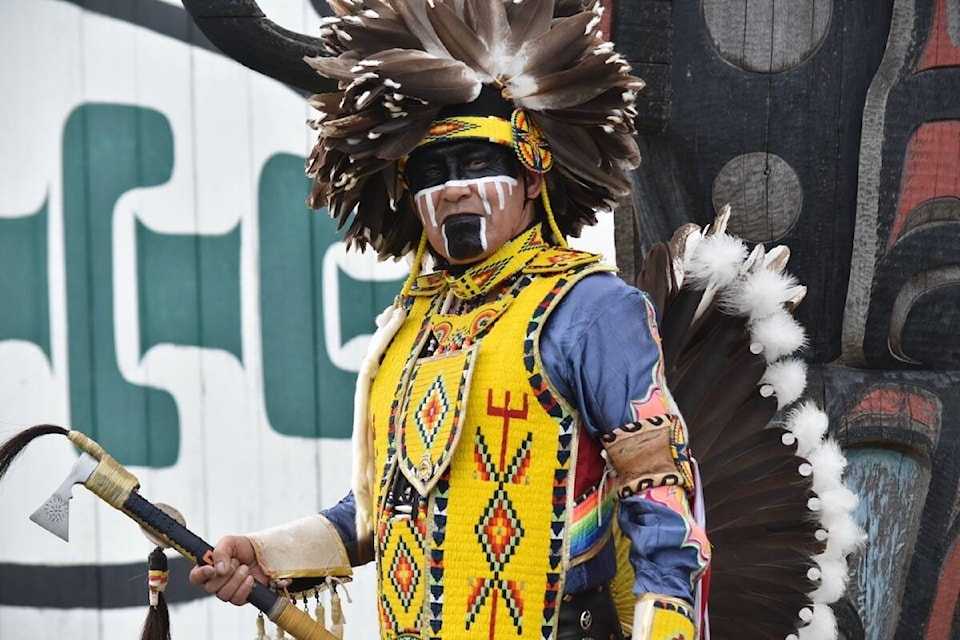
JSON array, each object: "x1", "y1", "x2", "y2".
[{"x1": 643, "y1": 209, "x2": 861, "y2": 638}]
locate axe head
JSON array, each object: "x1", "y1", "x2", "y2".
[{"x1": 29, "y1": 453, "x2": 99, "y2": 542}]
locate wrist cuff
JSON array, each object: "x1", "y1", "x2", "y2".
[
  {"x1": 246, "y1": 514, "x2": 353, "y2": 581},
  {"x1": 632, "y1": 593, "x2": 695, "y2": 640},
  {"x1": 602, "y1": 414, "x2": 695, "y2": 496}
]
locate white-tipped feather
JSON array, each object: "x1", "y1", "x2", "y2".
[
  {"x1": 761, "y1": 358, "x2": 807, "y2": 408},
  {"x1": 796, "y1": 604, "x2": 838, "y2": 640},
  {"x1": 750, "y1": 311, "x2": 807, "y2": 362}
]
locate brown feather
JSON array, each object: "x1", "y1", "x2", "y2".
[
  {"x1": 520, "y1": 63, "x2": 627, "y2": 111},
  {"x1": 462, "y1": 0, "x2": 509, "y2": 60},
  {"x1": 505, "y1": 0, "x2": 555, "y2": 52},
  {"x1": 324, "y1": 7, "x2": 423, "y2": 56},
  {"x1": 372, "y1": 49, "x2": 481, "y2": 105},
  {"x1": 637, "y1": 243, "x2": 671, "y2": 314},
  {"x1": 304, "y1": 55, "x2": 361, "y2": 82},
  {"x1": 514, "y1": 11, "x2": 594, "y2": 79},
  {"x1": 393, "y1": 0, "x2": 450, "y2": 57},
  {"x1": 426, "y1": 3, "x2": 492, "y2": 78}
]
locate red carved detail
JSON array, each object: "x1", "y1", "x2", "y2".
[
  {"x1": 849, "y1": 387, "x2": 939, "y2": 427},
  {"x1": 600, "y1": 0, "x2": 613, "y2": 41},
  {"x1": 888, "y1": 121, "x2": 960, "y2": 251},
  {"x1": 917, "y1": 0, "x2": 960, "y2": 72}
]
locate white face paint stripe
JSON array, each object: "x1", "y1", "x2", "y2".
[{"x1": 413, "y1": 176, "x2": 519, "y2": 227}]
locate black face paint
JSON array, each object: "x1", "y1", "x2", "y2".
[
  {"x1": 443, "y1": 214, "x2": 486, "y2": 261},
  {"x1": 404, "y1": 141, "x2": 518, "y2": 194},
  {"x1": 405, "y1": 141, "x2": 520, "y2": 262}
]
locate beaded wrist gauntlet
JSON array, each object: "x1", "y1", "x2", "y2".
[{"x1": 632, "y1": 594, "x2": 696, "y2": 640}]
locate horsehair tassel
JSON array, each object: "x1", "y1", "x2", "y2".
[
  {"x1": 0, "y1": 424, "x2": 68, "y2": 481},
  {"x1": 140, "y1": 547, "x2": 172, "y2": 640}
]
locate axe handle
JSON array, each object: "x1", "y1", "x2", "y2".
[{"x1": 121, "y1": 492, "x2": 337, "y2": 640}]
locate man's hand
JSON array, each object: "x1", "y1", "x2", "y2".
[{"x1": 188, "y1": 535, "x2": 269, "y2": 606}]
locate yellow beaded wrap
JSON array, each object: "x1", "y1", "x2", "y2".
[
  {"x1": 67, "y1": 430, "x2": 139, "y2": 509},
  {"x1": 271, "y1": 600, "x2": 339, "y2": 640}
]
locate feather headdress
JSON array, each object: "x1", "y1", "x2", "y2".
[{"x1": 303, "y1": 0, "x2": 643, "y2": 259}]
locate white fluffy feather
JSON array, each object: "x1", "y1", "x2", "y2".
[
  {"x1": 808, "y1": 440, "x2": 847, "y2": 493},
  {"x1": 797, "y1": 604, "x2": 838, "y2": 640},
  {"x1": 761, "y1": 358, "x2": 808, "y2": 408},
  {"x1": 785, "y1": 401, "x2": 829, "y2": 458},
  {"x1": 810, "y1": 554, "x2": 851, "y2": 603},
  {"x1": 822, "y1": 515, "x2": 868, "y2": 558},
  {"x1": 750, "y1": 311, "x2": 807, "y2": 362},
  {"x1": 684, "y1": 232, "x2": 747, "y2": 290},
  {"x1": 817, "y1": 486, "x2": 861, "y2": 529},
  {"x1": 722, "y1": 268, "x2": 802, "y2": 319}
]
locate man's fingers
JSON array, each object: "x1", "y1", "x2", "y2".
[
  {"x1": 229, "y1": 566, "x2": 255, "y2": 606},
  {"x1": 212, "y1": 545, "x2": 233, "y2": 575},
  {"x1": 215, "y1": 564, "x2": 252, "y2": 605},
  {"x1": 188, "y1": 564, "x2": 213, "y2": 585},
  {"x1": 187, "y1": 536, "x2": 259, "y2": 607}
]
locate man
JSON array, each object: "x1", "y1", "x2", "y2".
[{"x1": 191, "y1": 2, "x2": 710, "y2": 638}]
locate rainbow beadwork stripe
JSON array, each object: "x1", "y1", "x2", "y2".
[{"x1": 569, "y1": 475, "x2": 617, "y2": 562}]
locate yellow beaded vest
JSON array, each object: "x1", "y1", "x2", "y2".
[{"x1": 368, "y1": 226, "x2": 612, "y2": 640}]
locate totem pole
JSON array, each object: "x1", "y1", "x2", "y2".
[{"x1": 613, "y1": 2, "x2": 960, "y2": 638}]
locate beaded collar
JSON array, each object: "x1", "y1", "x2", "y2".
[{"x1": 408, "y1": 225, "x2": 549, "y2": 301}]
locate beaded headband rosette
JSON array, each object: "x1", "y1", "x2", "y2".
[{"x1": 303, "y1": 0, "x2": 644, "y2": 260}]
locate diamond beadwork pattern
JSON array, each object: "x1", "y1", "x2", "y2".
[
  {"x1": 415, "y1": 375, "x2": 449, "y2": 443},
  {"x1": 475, "y1": 488, "x2": 525, "y2": 570},
  {"x1": 389, "y1": 537, "x2": 421, "y2": 611}
]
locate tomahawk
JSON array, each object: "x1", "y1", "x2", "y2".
[{"x1": 0, "y1": 424, "x2": 335, "y2": 640}]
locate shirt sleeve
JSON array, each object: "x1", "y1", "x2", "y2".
[
  {"x1": 321, "y1": 491, "x2": 375, "y2": 566},
  {"x1": 541, "y1": 272, "x2": 710, "y2": 603}
]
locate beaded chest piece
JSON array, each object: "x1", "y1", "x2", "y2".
[{"x1": 367, "y1": 227, "x2": 611, "y2": 640}]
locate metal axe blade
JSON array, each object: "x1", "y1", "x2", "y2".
[{"x1": 29, "y1": 453, "x2": 99, "y2": 541}]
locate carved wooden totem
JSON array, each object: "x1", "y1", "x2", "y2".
[{"x1": 612, "y1": 1, "x2": 960, "y2": 638}]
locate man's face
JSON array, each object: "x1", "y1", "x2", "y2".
[{"x1": 404, "y1": 140, "x2": 541, "y2": 265}]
